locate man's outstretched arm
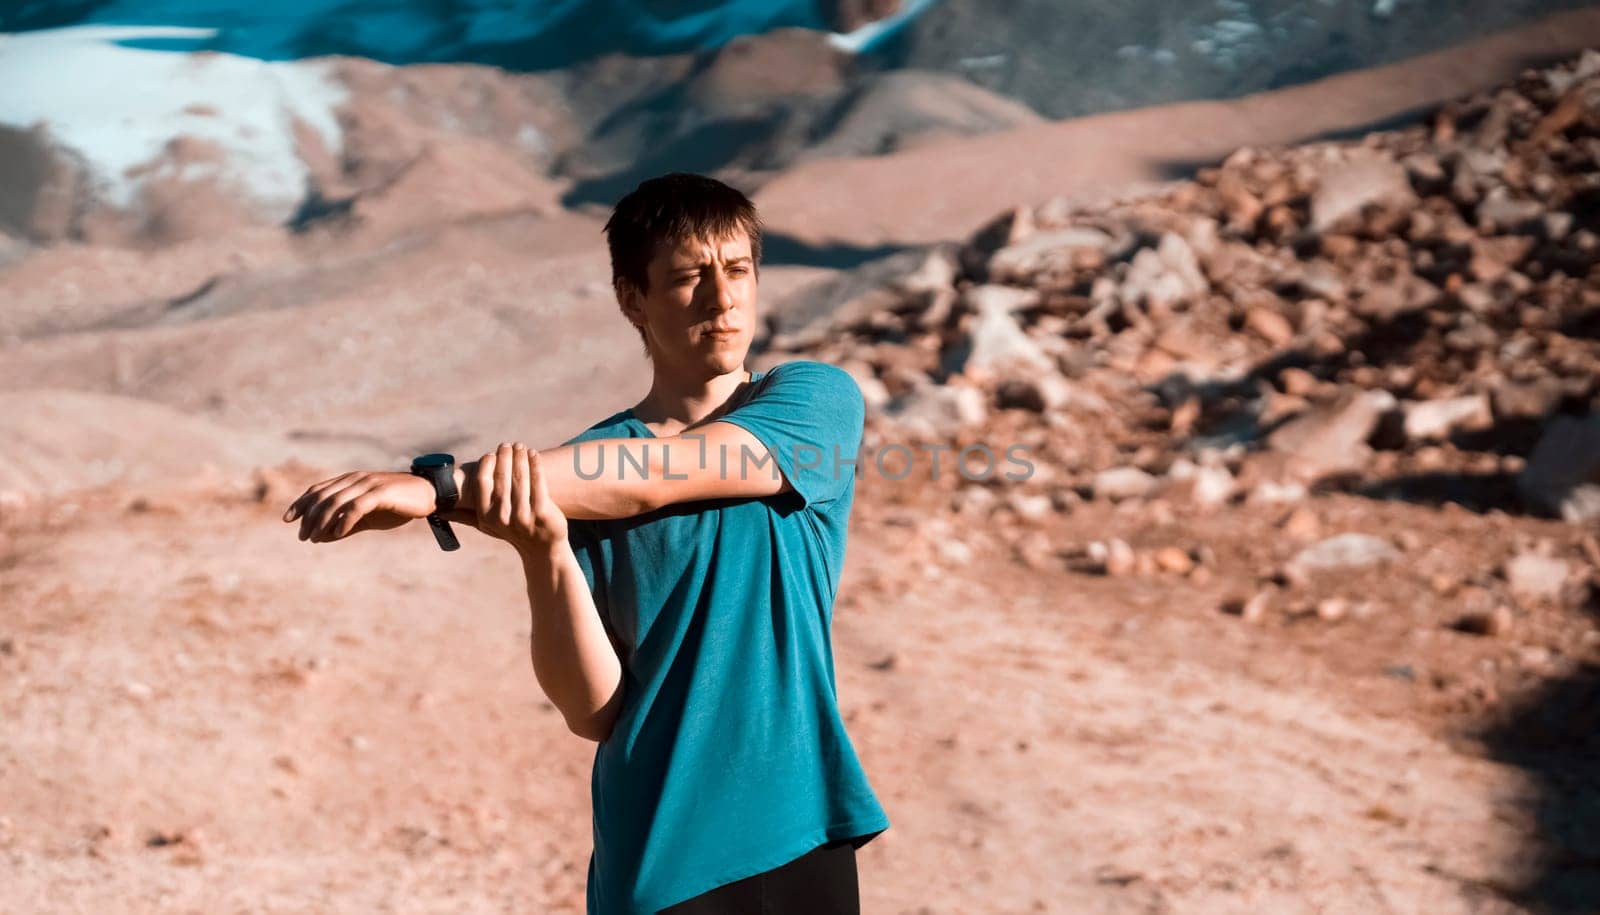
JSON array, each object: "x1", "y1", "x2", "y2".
[{"x1": 451, "y1": 421, "x2": 793, "y2": 521}]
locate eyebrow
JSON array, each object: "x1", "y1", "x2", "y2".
[{"x1": 670, "y1": 256, "x2": 752, "y2": 271}]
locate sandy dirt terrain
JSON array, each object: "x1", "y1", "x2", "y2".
[
  {"x1": 1, "y1": 457, "x2": 1593, "y2": 913},
  {"x1": 3, "y1": 19, "x2": 1600, "y2": 915}
]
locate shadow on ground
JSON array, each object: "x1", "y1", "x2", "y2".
[{"x1": 1471, "y1": 659, "x2": 1600, "y2": 913}]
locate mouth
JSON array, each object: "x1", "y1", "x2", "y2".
[{"x1": 704, "y1": 327, "x2": 741, "y2": 340}]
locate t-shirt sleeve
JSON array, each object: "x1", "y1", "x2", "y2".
[
  {"x1": 559, "y1": 430, "x2": 603, "y2": 598},
  {"x1": 713, "y1": 360, "x2": 866, "y2": 509},
  {"x1": 566, "y1": 518, "x2": 600, "y2": 596}
]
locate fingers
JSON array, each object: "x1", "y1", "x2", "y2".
[
  {"x1": 475, "y1": 450, "x2": 497, "y2": 518},
  {"x1": 513, "y1": 444, "x2": 534, "y2": 531},
  {"x1": 324, "y1": 481, "x2": 382, "y2": 541},
  {"x1": 283, "y1": 472, "x2": 357, "y2": 524},
  {"x1": 306, "y1": 478, "x2": 380, "y2": 542},
  {"x1": 526, "y1": 447, "x2": 550, "y2": 513},
  {"x1": 299, "y1": 475, "x2": 366, "y2": 541},
  {"x1": 525, "y1": 448, "x2": 566, "y2": 545},
  {"x1": 495, "y1": 443, "x2": 514, "y2": 528},
  {"x1": 467, "y1": 444, "x2": 540, "y2": 543},
  {"x1": 470, "y1": 443, "x2": 533, "y2": 540}
]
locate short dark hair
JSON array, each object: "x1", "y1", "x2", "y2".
[{"x1": 603, "y1": 173, "x2": 764, "y2": 355}]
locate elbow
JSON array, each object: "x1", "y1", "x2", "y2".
[
  {"x1": 566, "y1": 712, "x2": 615, "y2": 743},
  {"x1": 564, "y1": 688, "x2": 623, "y2": 742},
  {"x1": 629, "y1": 488, "x2": 661, "y2": 518}
]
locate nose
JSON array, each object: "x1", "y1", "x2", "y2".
[{"x1": 706, "y1": 265, "x2": 736, "y2": 314}]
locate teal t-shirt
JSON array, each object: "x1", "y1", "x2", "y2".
[{"x1": 560, "y1": 359, "x2": 890, "y2": 914}]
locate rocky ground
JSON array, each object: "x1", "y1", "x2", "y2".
[
  {"x1": 2, "y1": 421, "x2": 1596, "y2": 913},
  {"x1": 3, "y1": 39, "x2": 1600, "y2": 915},
  {"x1": 757, "y1": 47, "x2": 1600, "y2": 910}
]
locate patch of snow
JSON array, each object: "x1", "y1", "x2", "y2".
[
  {"x1": 1191, "y1": 16, "x2": 1265, "y2": 70},
  {"x1": 956, "y1": 53, "x2": 1008, "y2": 70},
  {"x1": 0, "y1": 25, "x2": 347, "y2": 221},
  {"x1": 1115, "y1": 44, "x2": 1178, "y2": 67},
  {"x1": 515, "y1": 124, "x2": 548, "y2": 158},
  {"x1": 828, "y1": 0, "x2": 941, "y2": 55}
]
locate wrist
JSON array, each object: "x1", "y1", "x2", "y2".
[{"x1": 515, "y1": 538, "x2": 566, "y2": 564}]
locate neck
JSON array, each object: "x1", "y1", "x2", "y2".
[{"x1": 631, "y1": 363, "x2": 753, "y2": 435}]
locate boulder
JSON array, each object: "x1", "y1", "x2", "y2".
[
  {"x1": 1491, "y1": 378, "x2": 1563, "y2": 421},
  {"x1": 944, "y1": 286, "x2": 1052, "y2": 378},
  {"x1": 1310, "y1": 154, "x2": 1417, "y2": 235},
  {"x1": 1289, "y1": 533, "x2": 1402, "y2": 574},
  {"x1": 884, "y1": 382, "x2": 987, "y2": 438},
  {"x1": 1475, "y1": 187, "x2": 1545, "y2": 234},
  {"x1": 986, "y1": 227, "x2": 1117, "y2": 285},
  {"x1": 892, "y1": 244, "x2": 960, "y2": 298},
  {"x1": 1402, "y1": 395, "x2": 1492, "y2": 442},
  {"x1": 1119, "y1": 232, "x2": 1208, "y2": 313},
  {"x1": 1267, "y1": 389, "x2": 1397, "y2": 473},
  {"x1": 1166, "y1": 459, "x2": 1235, "y2": 508},
  {"x1": 1503, "y1": 553, "x2": 1573, "y2": 604},
  {"x1": 1244, "y1": 305, "x2": 1295, "y2": 346},
  {"x1": 1087, "y1": 538, "x2": 1137, "y2": 576},
  {"x1": 1092, "y1": 466, "x2": 1159, "y2": 502},
  {"x1": 962, "y1": 204, "x2": 1035, "y2": 276}
]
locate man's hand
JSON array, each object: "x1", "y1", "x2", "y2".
[
  {"x1": 472, "y1": 442, "x2": 569, "y2": 552},
  {"x1": 282, "y1": 470, "x2": 436, "y2": 543}
]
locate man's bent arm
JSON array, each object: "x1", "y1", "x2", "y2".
[
  {"x1": 519, "y1": 538, "x2": 623, "y2": 742},
  {"x1": 451, "y1": 422, "x2": 791, "y2": 521}
]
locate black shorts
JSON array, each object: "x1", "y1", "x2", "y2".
[{"x1": 658, "y1": 837, "x2": 864, "y2": 914}]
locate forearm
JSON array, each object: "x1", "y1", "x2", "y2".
[
  {"x1": 453, "y1": 444, "x2": 658, "y2": 522},
  {"x1": 518, "y1": 539, "x2": 624, "y2": 741},
  {"x1": 450, "y1": 428, "x2": 786, "y2": 522}
]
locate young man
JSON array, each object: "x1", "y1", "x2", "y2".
[{"x1": 282, "y1": 173, "x2": 889, "y2": 913}]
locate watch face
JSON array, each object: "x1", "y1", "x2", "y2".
[{"x1": 412, "y1": 452, "x2": 455, "y2": 470}]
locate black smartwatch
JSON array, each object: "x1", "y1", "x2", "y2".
[{"x1": 409, "y1": 452, "x2": 461, "y2": 552}]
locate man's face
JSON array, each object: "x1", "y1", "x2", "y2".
[{"x1": 624, "y1": 229, "x2": 757, "y2": 377}]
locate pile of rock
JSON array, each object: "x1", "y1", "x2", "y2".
[{"x1": 759, "y1": 50, "x2": 1600, "y2": 522}]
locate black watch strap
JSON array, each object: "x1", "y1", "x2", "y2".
[
  {"x1": 410, "y1": 453, "x2": 461, "y2": 552},
  {"x1": 423, "y1": 512, "x2": 460, "y2": 552}
]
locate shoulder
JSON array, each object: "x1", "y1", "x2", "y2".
[
  {"x1": 763, "y1": 358, "x2": 851, "y2": 381},
  {"x1": 759, "y1": 360, "x2": 863, "y2": 401},
  {"x1": 560, "y1": 409, "x2": 636, "y2": 447}
]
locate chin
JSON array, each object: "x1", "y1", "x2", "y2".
[
  {"x1": 698, "y1": 336, "x2": 747, "y2": 359},
  {"x1": 667, "y1": 338, "x2": 748, "y2": 375}
]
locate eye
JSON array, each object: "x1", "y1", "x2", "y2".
[{"x1": 728, "y1": 266, "x2": 748, "y2": 277}]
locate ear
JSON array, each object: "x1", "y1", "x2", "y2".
[{"x1": 616, "y1": 279, "x2": 646, "y2": 328}]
